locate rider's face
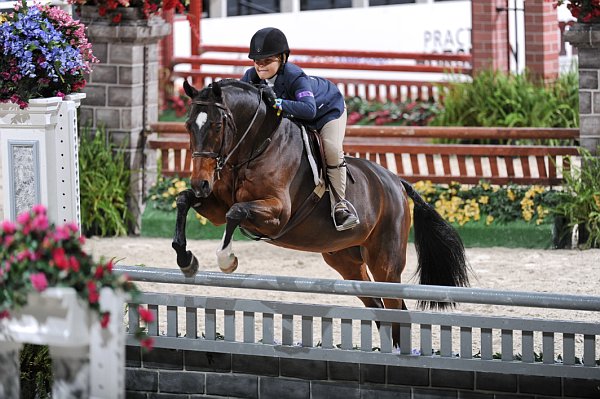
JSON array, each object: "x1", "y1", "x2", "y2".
[{"x1": 254, "y1": 56, "x2": 281, "y2": 80}]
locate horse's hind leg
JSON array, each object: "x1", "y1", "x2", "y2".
[{"x1": 321, "y1": 247, "x2": 385, "y2": 310}]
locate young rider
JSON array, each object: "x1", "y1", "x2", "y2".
[{"x1": 240, "y1": 27, "x2": 359, "y2": 231}]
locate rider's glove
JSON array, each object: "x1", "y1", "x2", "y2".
[{"x1": 263, "y1": 86, "x2": 283, "y2": 116}]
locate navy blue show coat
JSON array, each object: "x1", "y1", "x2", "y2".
[{"x1": 241, "y1": 62, "x2": 345, "y2": 130}]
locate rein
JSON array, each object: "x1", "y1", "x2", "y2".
[{"x1": 191, "y1": 87, "x2": 263, "y2": 180}]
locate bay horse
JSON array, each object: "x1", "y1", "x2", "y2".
[{"x1": 172, "y1": 79, "x2": 470, "y2": 345}]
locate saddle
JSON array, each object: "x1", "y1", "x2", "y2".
[{"x1": 299, "y1": 123, "x2": 354, "y2": 189}]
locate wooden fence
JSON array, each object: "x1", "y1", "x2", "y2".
[
  {"x1": 147, "y1": 123, "x2": 580, "y2": 186},
  {"x1": 170, "y1": 45, "x2": 472, "y2": 103}
]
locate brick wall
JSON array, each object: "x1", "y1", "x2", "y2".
[
  {"x1": 524, "y1": 0, "x2": 560, "y2": 83},
  {"x1": 77, "y1": 13, "x2": 170, "y2": 231},
  {"x1": 471, "y1": 0, "x2": 509, "y2": 74},
  {"x1": 124, "y1": 347, "x2": 600, "y2": 398}
]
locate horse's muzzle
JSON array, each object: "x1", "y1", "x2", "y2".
[{"x1": 192, "y1": 179, "x2": 212, "y2": 198}]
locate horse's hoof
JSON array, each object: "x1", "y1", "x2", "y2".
[
  {"x1": 180, "y1": 253, "x2": 199, "y2": 278},
  {"x1": 219, "y1": 255, "x2": 238, "y2": 274}
]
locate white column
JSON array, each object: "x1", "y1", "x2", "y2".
[
  {"x1": 209, "y1": 0, "x2": 227, "y2": 17},
  {"x1": 352, "y1": 0, "x2": 369, "y2": 7},
  {"x1": 281, "y1": 0, "x2": 300, "y2": 12}
]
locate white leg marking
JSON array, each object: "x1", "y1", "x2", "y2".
[{"x1": 216, "y1": 231, "x2": 237, "y2": 273}]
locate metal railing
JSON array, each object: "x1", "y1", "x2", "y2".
[{"x1": 116, "y1": 265, "x2": 600, "y2": 380}]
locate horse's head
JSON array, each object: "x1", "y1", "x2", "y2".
[
  {"x1": 183, "y1": 80, "x2": 236, "y2": 198},
  {"x1": 183, "y1": 79, "x2": 269, "y2": 198}
]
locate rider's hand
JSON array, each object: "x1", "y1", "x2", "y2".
[{"x1": 263, "y1": 86, "x2": 283, "y2": 116}]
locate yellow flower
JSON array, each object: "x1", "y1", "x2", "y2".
[
  {"x1": 172, "y1": 201, "x2": 177, "y2": 208},
  {"x1": 481, "y1": 182, "x2": 490, "y2": 190},
  {"x1": 507, "y1": 189, "x2": 516, "y2": 201},
  {"x1": 486, "y1": 215, "x2": 494, "y2": 225},
  {"x1": 478, "y1": 195, "x2": 489, "y2": 204},
  {"x1": 195, "y1": 213, "x2": 208, "y2": 225},
  {"x1": 0, "y1": 13, "x2": 7, "y2": 23},
  {"x1": 167, "y1": 187, "x2": 177, "y2": 196}
]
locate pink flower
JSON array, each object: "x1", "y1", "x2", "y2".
[
  {"x1": 100, "y1": 312, "x2": 110, "y2": 328},
  {"x1": 138, "y1": 306, "x2": 155, "y2": 323},
  {"x1": 1, "y1": 220, "x2": 16, "y2": 234},
  {"x1": 87, "y1": 281, "x2": 99, "y2": 303},
  {"x1": 32, "y1": 214, "x2": 49, "y2": 231},
  {"x1": 69, "y1": 256, "x2": 80, "y2": 272},
  {"x1": 52, "y1": 247, "x2": 69, "y2": 270},
  {"x1": 16, "y1": 211, "x2": 30, "y2": 225},
  {"x1": 54, "y1": 226, "x2": 71, "y2": 241},
  {"x1": 0, "y1": 310, "x2": 10, "y2": 319},
  {"x1": 30, "y1": 273, "x2": 48, "y2": 292},
  {"x1": 94, "y1": 265, "x2": 105, "y2": 279},
  {"x1": 140, "y1": 337, "x2": 155, "y2": 350},
  {"x1": 32, "y1": 204, "x2": 46, "y2": 215}
]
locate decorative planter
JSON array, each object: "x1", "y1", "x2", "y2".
[
  {"x1": 0, "y1": 287, "x2": 127, "y2": 398},
  {"x1": 0, "y1": 94, "x2": 85, "y2": 227}
]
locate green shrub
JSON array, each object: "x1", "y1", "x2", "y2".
[
  {"x1": 431, "y1": 69, "x2": 579, "y2": 130},
  {"x1": 551, "y1": 147, "x2": 600, "y2": 248},
  {"x1": 79, "y1": 126, "x2": 133, "y2": 237},
  {"x1": 20, "y1": 344, "x2": 52, "y2": 399}
]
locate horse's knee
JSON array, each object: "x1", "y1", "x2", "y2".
[{"x1": 226, "y1": 204, "x2": 250, "y2": 222}]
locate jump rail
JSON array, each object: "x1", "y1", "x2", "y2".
[
  {"x1": 171, "y1": 45, "x2": 472, "y2": 102},
  {"x1": 147, "y1": 122, "x2": 580, "y2": 186},
  {"x1": 116, "y1": 265, "x2": 600, "y2": 380}
]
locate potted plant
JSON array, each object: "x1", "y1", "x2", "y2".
[
  {"x1": 557, "y1": 0, "x2": 600, "y2": 23},
  {"x1": 0, "y1": 1, "x2": 97, "y2": 226},
  {"x1": 69, "y1": 0, "x2": 186, "y2": 24},
  {"x1": 0, "y1": 205, "x2": 154, "y2": 396},
  {"x1": 0, "y1": 1, "x2": 97, "y2": 108}
]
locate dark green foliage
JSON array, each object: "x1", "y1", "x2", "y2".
[
  {"x1": 551, "y1": 147, "x2": 600, "y2": 248},
  {"x1": 79, "y1": 126, "x2": 133, "y2": 237},
  {"x1": 20, "y1": 344, "x2": 51, "y2": 399},
  {"x1": 431, "y1": 69, "x2": 579, "y2": 131}
]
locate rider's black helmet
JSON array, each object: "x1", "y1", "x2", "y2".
[{"x1": 248, "y1": 27, "x2": 290, "y2": 60}]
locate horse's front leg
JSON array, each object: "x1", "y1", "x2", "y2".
[
  {"x1": 216, "y1": 199, "x2": 284, "y2": 273},
  {"x1": 172, "y1": 189, "x2": 200, "y2": 277}
]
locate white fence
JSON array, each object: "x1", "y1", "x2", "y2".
[{"x1": 116, "y1": 265, "x2": 600, "y2": 380}]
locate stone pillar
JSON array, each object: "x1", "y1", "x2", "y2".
[
  {"x1": 565, "y1": 24, "x2": 600, "y2": 155},
  {"x1": 78, "y1": 11, "x2": 170, "y2": 232},
  {"x1": 524, "y1": 0, "x2": 560, "y2": 83},
  {"x1": 471, "y1": 0, "x2": 510, "y2": 74}
]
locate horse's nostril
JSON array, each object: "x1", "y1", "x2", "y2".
[{"x1": 192, "y1": 179, "x2": 211, "y2": 198}]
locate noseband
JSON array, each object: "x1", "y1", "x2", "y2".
[{"x1": 190, "y1": 88, "x2": 263, "y2": 179}]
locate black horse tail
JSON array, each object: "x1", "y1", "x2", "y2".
[{"x1": 400, "y1": 179, "x2": 470, "y2": 310}]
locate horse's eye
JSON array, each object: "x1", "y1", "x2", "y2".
[{"x1": 213, "y1": 121, "x2": 223, "y2": 130}]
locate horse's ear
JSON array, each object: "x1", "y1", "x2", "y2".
[
  {"x1": 183, "y1": 79, "x2": 198, "y2": 99},
  {"x1": 211, "y1": 81, "x2": 222, "y2": 98}
]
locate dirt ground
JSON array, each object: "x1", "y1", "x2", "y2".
[{"x1": 84, "y1": 236, "x2": 600, "y2": 322}]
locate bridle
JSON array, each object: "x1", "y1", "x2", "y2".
[{"x1": 190, "y1": 87, "x2": 263, "y2": 179}]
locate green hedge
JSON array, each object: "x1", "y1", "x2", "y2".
[{"x1": 142, "y1": 204, "x2": 556, "y2": 249}]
